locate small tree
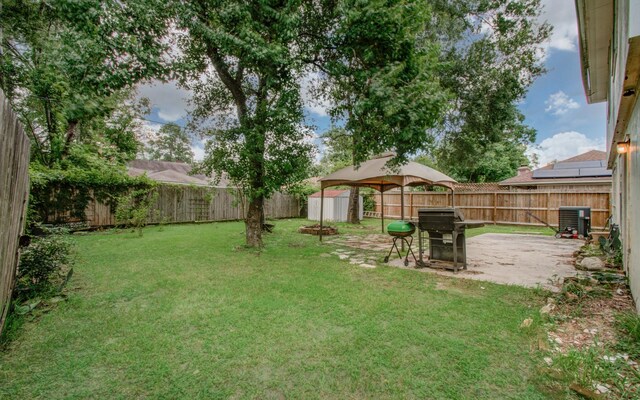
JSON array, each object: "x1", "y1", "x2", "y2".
[
  {"x1": 115, "y1": 188, "x2": 158, "y2": 237},
  {"x1": 146, "y1": 123, "x2": 194, "y2": 163}
]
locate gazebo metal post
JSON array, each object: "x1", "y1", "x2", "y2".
[
  {"x1": 319, "y1": 188, "x2": 324, "y2": 241},
  {"x1": 400, "y1": 185, "x2": 405, "y2": 251},
  {"x1": 380, "y1": 184, "x2": 384, "y2": 233},
  {"x1": 451, "y1": 188, "x2": 455, "y2": 207}
]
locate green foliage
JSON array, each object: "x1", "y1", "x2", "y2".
[
  {"x1": 616, "y1": 312, "x2": 640, "y2": 359},
  {"x1": 28, "y1": 153, "x2": 155, "y2": 225},
  {"x1": 15, "y1": 229, "x2": 75, "y2": 301},
  {"x1": 286, "y1": 182, "x2": 319, "y2": 215},
  {"x1": 115, "y1": 188, "x2": 159, "y2": 237},
  {"x1": 600, "y1": 224, "x2": 623, "y2": 267},
  {"x1": 426, "y1": 0, "x2": 550, "y2": 182},
  {"x1": 316, "y1": 127, "x2": 355, "y2": 176},
  {"x1": 321, "y1": 0, "x2": 447, "y2": 168},
  {"x1": 439, "y1": 141, "x2": 531, "y2": 183},
  {"x1": 0, "y1": 0, "x2": 169, "y2": 166},
  {"x1": 362, "y1": 190, "x2": 376, "y2": 212},
  {"x1": 173, "y1": 0, "x2": 332, "y2": 246},
  {"x1": 549, "y1": 346, "x2": 638, "y2": 393},
  {"x1": 146, "y1": 123, "x2": 194, "y2": 163}
]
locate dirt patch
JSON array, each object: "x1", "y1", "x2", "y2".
[{"x1": 548, "y1": 286, "x2": 635, "y2": 352}]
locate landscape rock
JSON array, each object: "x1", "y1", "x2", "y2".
[
  {"x1": 540, "y1": 303, "x2": 555, "y2": 314},
  {"x1": 577, "y1": 257, "x2": 605, "y2": 271},
  {"x1": 359, "y1": 263, "x2": 376, "y2": 269},
  {"x1": 520, "y1": 318, "x2": 533, "y2": 328}
]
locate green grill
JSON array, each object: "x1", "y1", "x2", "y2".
[
  {"x1": 386, "y1": 220, "x2": 416, "y2": 237},
  {"x1": 384, "y1": 220, "x2": 417, "y2": 266}
]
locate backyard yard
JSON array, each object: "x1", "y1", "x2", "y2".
[{"x1": 0, "y1": 219, "x2": 558, "y2": 399}]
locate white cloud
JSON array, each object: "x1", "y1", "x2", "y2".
[
  {"x1": 527, "y1": 131, "x2": 605, "y2": 166},
  {"x1": 137, "y1": 80, "x2": 190, "y2": 122},
  {"x1": 300, "y1": 72, "x2": 332, "y2": 117},
  {"x1": 545, "y1": 91, "x2": 580, "y2": 115},
  {"x1": 540, "y1": 0, "x2": 579, "y2": 52},
  {"x1": 191, "y1": 145, "x2": 205, "y2": 161}
]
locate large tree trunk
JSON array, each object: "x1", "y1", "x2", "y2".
[
  {"x1": 245, "y1": 195, "x2": 264, "y2": 247},
  {"x1": 347, "y1": 186, "x2": 360, "y2": 224}
]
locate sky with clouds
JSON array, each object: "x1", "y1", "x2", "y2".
[{"x1": 137, "y1": 0, "x2": 606, "y2": 168}]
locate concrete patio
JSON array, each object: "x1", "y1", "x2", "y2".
[
  {"x1": 325, "y1": 232, "x2": 584, "y2": 291},
  {"x1": 388, "y1": 233, "x2": 584, "y2": 291}
]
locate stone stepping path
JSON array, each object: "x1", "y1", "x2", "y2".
[{"x1": 329, "y1": 248, "x2": 382, "y2": 269}]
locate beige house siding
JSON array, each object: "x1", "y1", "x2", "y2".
[
  {"x1": 616, "y1": 98, "x2": 640, "y2": 311},
  {"x1": 577, "y1": 0, "x2": 640, "y2": 311}
]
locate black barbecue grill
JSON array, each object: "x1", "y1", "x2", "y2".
[{"x1": 416, "y1": 208, "x2": 483, "y2": 273}]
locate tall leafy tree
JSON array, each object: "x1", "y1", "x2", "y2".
[
  {"x1": 316, "y1": 126, "x2": 353, "y2": 176},
  {"x1": 426, "y1": 0, "x2": 550, "y2": 182},
  {"x1": 172, "y1": 1, "x2": 328, "y2": 247},
  {"x1": 319, "y1": 0, "x2": 447, "y2": 223},
  {"x1": 0, "y1": 0, "x2": 169, "y2": 166},
  {"x1": 146, "y1": 123, "x2": 194, "y2": 163}
]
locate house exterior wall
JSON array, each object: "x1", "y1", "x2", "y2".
[
  {"x1": 605, "y1": 0, "x2": 640, "y2": 311},
  {"x1": 616, "y1": 97, "x2": 640, "y2": 310}
]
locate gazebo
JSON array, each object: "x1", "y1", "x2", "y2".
[{"x1": 318, "y1": 152, "x2": 457, "y2": 241}]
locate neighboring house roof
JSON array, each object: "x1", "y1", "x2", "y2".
[
  {"x1": 127, "y1": 159, "x2": 229, "y2": 187},
  {"x1": 500, "y1": 150, "x2": 612, "y2": 186},
  {"x1": 309, "y1": 190, "x2": 351, "y2": 198}
]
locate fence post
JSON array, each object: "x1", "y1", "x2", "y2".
[
  {"x1": 546, "y1": 192, "x2": 550, "y2": 226},
  {"x1": 493, "y1": 192, "x2": 497, "y2": 224},
  {"x1": 409, "y1": 192, "x2": 414, "y2": 219}
]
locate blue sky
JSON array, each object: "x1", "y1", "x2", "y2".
[{"x1": 138, "y1": 0, "x2": 607, "y2": 167}]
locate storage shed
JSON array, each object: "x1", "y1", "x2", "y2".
[{"x1": 308, "y1": 190, "x2": 363, "y2": 222}]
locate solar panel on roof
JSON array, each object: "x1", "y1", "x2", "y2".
[
  {"x1": 532, "y1": 169, "x2": 581, "y2": 179},
  {"x1": 553, "y1": 160, "x2": 603, "y2": 170},
  {"x1": 578, "y1": 168, "x2": 612, "y2": 177}
]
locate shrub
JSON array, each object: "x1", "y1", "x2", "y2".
[
  {"x1": 362, "y1": 192, "x2": 376, "y2": 212},
  {"x1": 615, "y1": 312, "x2": 640, "y2": 358},
  {"x1": 115, "y1": 188, "x2": 158, "y2": 236},
  {"x1": 15, "y1": 229, "x2": 75, "y2": 301}
]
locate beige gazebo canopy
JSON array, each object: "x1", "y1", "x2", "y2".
[{"x1": 317, "y1": 152, "x2": 457, "y2": 240}]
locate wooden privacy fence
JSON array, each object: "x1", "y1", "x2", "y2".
[
  {"x1": 373, "y1": 190, "x2": 611, "y2": 229},
  {"x1": 0, "y1": 90, "x2": 31, "y2": 334},
  {"x1": 61, "y1": 185, "x2": 300, "y2": 228}
]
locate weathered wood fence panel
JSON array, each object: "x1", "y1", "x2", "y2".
[
  {"x1": 374, "y1": 190, "x2": 611, "y2": 229},
  {"x1": 55, "y1": 185, "x2": 301, "y2": 228},
  {"x1": 0, "y1": 90, "x2": 31, "y2": 334}
]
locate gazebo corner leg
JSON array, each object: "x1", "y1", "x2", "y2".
[{"x1": 319, "y1": 188, "x2": 324, "y2": 241}]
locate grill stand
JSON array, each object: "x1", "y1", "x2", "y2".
[
  {"x1": 416, "y1": 229, "x2": 467, "y2": 273},
  {"x1": 384, "y1": 235, "x2": 417, "y2": 267}
]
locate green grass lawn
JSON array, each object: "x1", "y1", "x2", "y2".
[{"x1": 1, "y1": 219, "x2": 553, "y2": 399}]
